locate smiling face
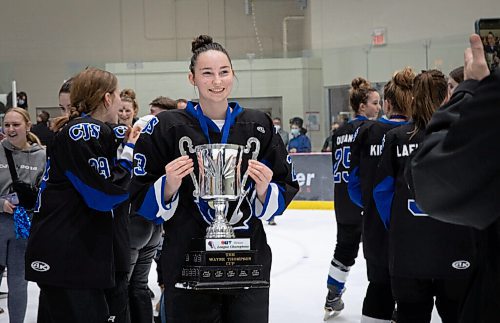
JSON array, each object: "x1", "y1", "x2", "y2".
[
  {"x1": 189, "y1": 50, "x2": 234, "y2": 109},
  {"x1": 3, "y1": 110, "x2": 31, "y2": 149},
  {"x1": 118, "y1": 100, "x2": 135, "y2": 125}
]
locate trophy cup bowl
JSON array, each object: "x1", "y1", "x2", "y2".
[{"x1": 177, "y1": 137, "x2": 269, "y2": 290}]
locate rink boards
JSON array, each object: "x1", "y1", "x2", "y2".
[{"x1": 287, "y1": 152, "x2": 335, "y2": 210}]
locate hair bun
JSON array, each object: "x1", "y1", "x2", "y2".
[
  {"x1": 392, "y1": 67, "x2": 415, "y2": 90},
  {"x1": 351, "y1": 77, "x2": 371, "y2": 90},
  {"x1": 120, "y1": 88, "x2": 136, "y2": 100},
  {"x1": 192, "y1": 35, "x2": 213, "y2": 53}
]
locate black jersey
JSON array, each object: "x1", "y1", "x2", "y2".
[
  {"x1": 332, "y1": 116, "x2": 367, "y2": 224},
  {"x1": 373, "y1": 124, "x2": 476, "y2": 278},
  {"x1": 130, "y1": 101, "x2": 299, "y2": 291},
  {"x1": 26, "y1": 117, "x2": 133, "y2": 289},
  {"x1": 348, "y1": 118, "x2": 408, "y2": 266}
]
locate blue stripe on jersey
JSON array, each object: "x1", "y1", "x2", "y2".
[
  {"x1": 373, "y1": 176, "x2": 395, "y2": 230},
  {"x1": 118, "y1": 159, "x2": 132, "y2": 172},
  {"x1": 137, "y1": 182, "x2": 164, "y2": 225},
  {"x1": 65, "y1": 170, "x2": 129, "y2": 212},
  {"x1": 276, "y1": 184, "x2": 286, "y2": 215},
  {"x1": 347, "y1": 167, "x2": 363, "y2": 208},
  {"x1": 378, "y1": 118, "x2": 409, "y2": 126}
]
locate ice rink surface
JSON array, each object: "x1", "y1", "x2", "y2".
[{"x1": 0, "y1": 209, "x2": 441, "y2": 322}]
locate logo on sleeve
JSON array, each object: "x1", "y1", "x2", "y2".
[
  {"x1": 257, "y1": 126, "x2": 265, "y2": 134},
  {"x1": 452, "y1": 260, "x2": 470, "y2": 270},
  {"x1": 31, "y1": 261, "x2": 50, "y2": 272},
  {"x1": 142, "y1": 117, "x2": 159, "y2": 135},
  {"x1": 113, "y1": 125, "x2": 128, "y2": 139}
]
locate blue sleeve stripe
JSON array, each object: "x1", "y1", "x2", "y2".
[
  {"x1": 125, "y1": 142, "x2": 135, "y2": 149},
  {"x1": 373, "y1": 176, "x2": 395, "y2": 230},
  {"x1": 347, "y1": 167, "x2": 363, "y2": 208},
  {"x1": 137, "y1": 175, "x2": 179, "y2": 224},
  {"x1": 118, "y1": 159, "x2": 132, "y2": 172},
  {"x1": 137, "y1": 183, "x2": 161, "y2": 221},
  {"x1": 65, "y1": 171, "x2": 129, "y2": 212}
]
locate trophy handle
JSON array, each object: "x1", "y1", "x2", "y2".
[
  {"x1": 229, "y1": 137, "x2": 260, "y2": 225},
  {"x1": 241, "y1": 137, "x2": 260, "y2": 193},
  {"x1": 179, "y1": 136, "x2": 199, "y2": 197}
]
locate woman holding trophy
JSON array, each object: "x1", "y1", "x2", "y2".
[{"x1": 130, "y1": 35, "x2": 299, "y2": 322}]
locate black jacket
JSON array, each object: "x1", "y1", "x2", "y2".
[
  {"x1": 411, "y1": 69, "x2": 500, "y2": 323},
  {"x1": 130, "y1": 102, "x2": 299, "y2": 292},
  {"x1": 26, "y1": 117, "x2": 133, "y2": 288}
]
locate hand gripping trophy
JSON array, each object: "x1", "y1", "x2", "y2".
[{"x1": 176, "y1": 136, "x2": 269, "y2": 290}]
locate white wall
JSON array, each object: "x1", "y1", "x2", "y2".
[
  {"x1": 309, "y1": 0, "x2": 499, "y2": 85},
  {"x1": 106, "y1": 57, "x2": 326, "y2": 150}
]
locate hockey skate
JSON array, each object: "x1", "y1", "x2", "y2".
[{"x1": 323, "y1": 287, "x2": 345, "y2": 321}]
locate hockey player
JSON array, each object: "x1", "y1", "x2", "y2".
[
  {"x1": 411, "y1": 34, "x2": 500, "y2": 323},
  {"x1": 25, "y1": 68, "x2": 139, "y2": 322},
  {"x1": 348, "y1": 67, "x2": 415, "y2": 322},
  {"x1": 373, "y1": 69, "x2": 476, "y2": 322},
  {"x1": 323, "y1": 77, "x2": 380, "y2": 320},
  {"x1": 129, "y1": 35, "x2": 299, "y2": 323}
]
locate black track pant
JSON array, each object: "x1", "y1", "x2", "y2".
[
  {"x1": 165, "y1": 287, "x2": 269, "y2": 323},
  {"x1": 392, "y1": 277, "x2": 468, "y2": 323}
]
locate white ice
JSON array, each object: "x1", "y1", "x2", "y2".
[{"x1": 0, "y1": 209, "x2": 441, "y2": 322}]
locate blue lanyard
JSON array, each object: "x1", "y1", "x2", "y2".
[{"x1": 190, "y1": 102, "x2": 242, "y2": 144}]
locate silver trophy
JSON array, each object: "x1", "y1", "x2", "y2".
[
  {"x1": 179, "y1": 136, "x2": 260, "y2": 238},
  {"x1": 177, "y1": 136, "x2": 269, "y2": 290}
]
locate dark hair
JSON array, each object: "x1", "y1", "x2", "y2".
[
  {"x1": 273, "y1": 117, "x2": 282, "y2": 122},
  {"x1": 38, "y1": 110, "x2": 50, "y2": 123},
  {"x1": 6, "y1": 91, "x2": 28, "y2": 109},
  {"x1": 189, "y1": 35, "x2": 232, "y2": 75},
  {"x1": 384, "y1": 67, "x2": 415, "y2": 117},
  {"x1": 59, "y1": 77, "x2": 73, "y2": 95},
  {"x1": 349, "y1": 77, "x2": 377, "y2": 113},
  {"x1": 411, "y1": 69, "x2": 447, "y2": 133},
  {"x1": 449, "y1": 66, "x2": 464, "y2": 84},
  {"x1": 176, "y1": 98, "x2": 187, "y2": 104},
  {"x1": 150, "y1": 96, "x2": 177, "y2": 111},
  {"x1": 289, "y1": 117, "x2": 303, "y2": 128}
]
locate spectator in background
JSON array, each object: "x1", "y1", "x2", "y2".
[
  {"x1": 6, "y1": 91, "x2": 28, "y2": 110},
  {"x1": 0, "y1": 108, "x2": 46, "y2": 323},
  {"x1": 448, "y1": 66, "x2": 464, "y2": 97},
  {"x1": 149, "y1": 96, "x2": 177, "y2": 115},
  {"x1": 176, "y1": 98, "x2": 187, "y2": 109},
  {"x1": 288, "y1": 117, "x2": 311, "y2": 153},
  {"x1": 119, "y1": 89, "x2": 139, "y2": 126},
  {"x1": 272, "y1": 117, "x2": 289, "y2": 148},
  {"x1": 31, "y1": 110, "x2": 55, "y2": 149},
  {"x1": 321, "y1": 121, "x2": 340, "y2": 152}
]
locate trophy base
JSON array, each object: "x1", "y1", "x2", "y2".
[
  {"x1": 175, "y1": 280, "x2": 270, "y2": 290},
  {"x1": 177, "y1": 265, "x2": 269, "y2": 291}
]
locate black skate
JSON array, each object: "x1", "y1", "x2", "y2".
[{"x1": 323, "y1": 287, "x2": 345, "y2": 321}]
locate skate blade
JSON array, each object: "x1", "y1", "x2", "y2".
[{"x1": 323, "y1": 309, "x2": 341, "y2": 321}]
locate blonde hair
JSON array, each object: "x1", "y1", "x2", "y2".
[
  {"x1": 4, "y1": 107, "x2": 42, "y2": 146},
  {"x1": 120, "y1": 88, "x2": 139, "y2": 116}
]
